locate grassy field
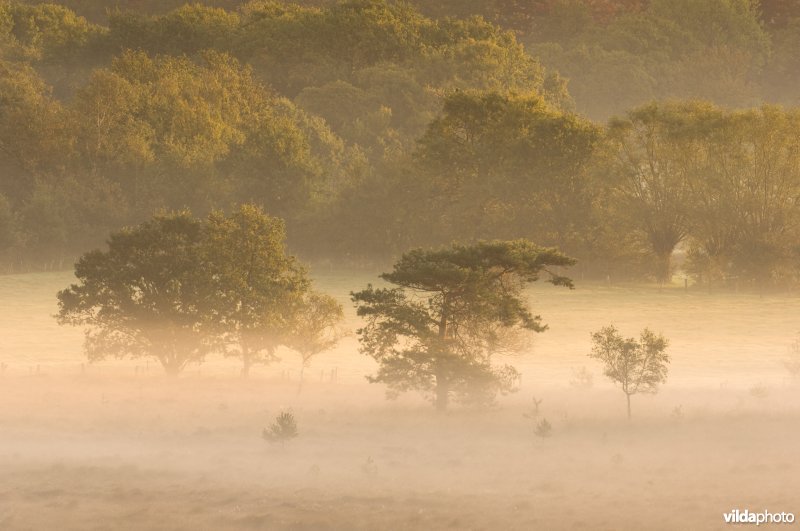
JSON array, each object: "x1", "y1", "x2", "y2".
[
  {"x1": 1, "y1": 271, "x2": 799, "y2": 529},
  {"x1": 1, "y1": 375, "x2": 799, "y2": 530},
  {"x1": 2, "y1": 270, "x2": 797, "y2": 388}
]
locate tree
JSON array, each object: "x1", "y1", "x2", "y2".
[
  {"x1": 0, "y1": 192, "x2": 18, "y2": 266},
  {"x1": 413, "y1": 90, "x2": 601, "y2": 255},
  {"x1": 523, "y1": 0, "x2": 768, "y2": 120},
  {"x1": 0, "y1": 59, "x2": 74, "y2": 195},
  {"x1": 352, "y1": 239, "x2": 575, "y2": 411},
  {"x1": 589, "y1": 325, "x2": 670, "y2": 419},
  {"x1": 4, "y1": 2, "x2": 105, "y2": 62},
  {"x1": 57, "y1": 205, "x2": 340, "y2": 376},
  {"x1": 607, "y1": 102, "x2": 719, "y2": 283},
  {"x1": 56, "y1": 211, "x2": 214, "y2": 375},
  {"x1": 108, "y1": 4, "x2": 239, "y2": 56},
  {"x1": 284, "y1": 291, "x2": 345, "y2": 391},
  {"x1": 685, "y1": 106, "x2": 800, "y2": 288},
  {"x1": 202, "y1": 204, "x2": 310, "y2": 377}
]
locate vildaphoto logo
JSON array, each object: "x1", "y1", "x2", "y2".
[{"x1": 723, "y1": 509, "x2": 795, "y2": 525}]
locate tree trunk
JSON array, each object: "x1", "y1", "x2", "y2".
[
  {"x1": 626, "y1": 393, "x2": 632, "y2": 420},
  {"x1": 163, "y1": 361, "x2": 181, "y2": 377},
  {"x1": 435, "y1": 371, "x2": 449, "y2": 413},
  {"x1": 435, "y1": 303, "x2": 450, "y2": 412},
  {"x1": 655, "y1": 251, "x2": 672, "y2": 286},
  {"x1": 241, "y1": 347, "x2": 252, "y2": 378},
  {"x1": 297, "y1": 364, "x2": 306, "y2": 395}
]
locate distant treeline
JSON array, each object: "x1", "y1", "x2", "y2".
[{"x1": 1, "y1": 0, "x2": 800, "y2": 288}]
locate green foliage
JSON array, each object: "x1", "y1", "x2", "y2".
[
  {"x1": 610, "y1": 100, "x2": 800, "y2": 287},
  {"x1": 3, "y1": 0, "x2": 800, "y2": 287},
  {"x1": 352, "y1": 240, "x2": 575, "y2": 410},
  {"x1": 108, "y1": 50, "x2": 251, "y2": 169},
  {"x1": 284, "y1": 291, "x2": 345, "y2": 384},
  {"x1": 606, "y1": 101, "x2": 716, "y2": 282},
  {"x1": 647, "y1": 0, "x2": 768, "y2": 56},
  {"x1": 410, "y1": 90, "x2": 603, "y2": 263},
  {"x1": 682, "y1": 105, "x2": 800, "y2": 287},
  {"x1": 525, "y1": 0, "x2": 771, "y2": 119},
  {"x1": 56, "y1": 211, "x2": 213, "y2": 375},
  {"x1": 202, "y1": 204, "x2": 309, "y2": 375},
  {"x1": 4, "y1": 2, "x2": 105, "y2": 61},
  {"x1": 294, "y1": 65, "x2": 435, "y2": 159},
  {"x1": 0, "y1": 59, "x2": 73, "y2": 188},
  {"x1": 72, "y1": 49, "x2": 353, "y2": 215},
  {"x1": 56, "y1": 206, "x2": 334, "y2": 376},
  {"x1": 531, "y1": 43, "x2": 656, "y2": 122},
  {"x1": 589, "y1": 325, "x2": 670, "y2": 418},
  {"x1": 108, "y1": 4, "x2": 240, "y2": 56}
]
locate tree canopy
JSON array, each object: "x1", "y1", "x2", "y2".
[
  {"x1": 352, "y1": 240, "x2": 575, "y2": 410},
  {"x1": 3, "y1": 0, "x2": 800, "y2": 290},
  {"x1": 57, "y1": 205, "x2": 342, "y2": 376},
  {"x1": 56, "y1": 211, "x2": 213, "y2": 375},
  {"x1": 589, "y1": 325, "x2": 670, "y2": 419}
]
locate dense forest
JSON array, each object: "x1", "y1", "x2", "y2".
[{"x1": 2, "y1": 0, "x2": 800, "y2": 288}]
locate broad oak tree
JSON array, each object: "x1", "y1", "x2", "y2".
[
  {"x1": 352, "y1": 239, "x2": 575, "y2": 411},
  {"x1": 56, "y1": 211, "x2": 213, "y2": 375},
  {"x1": 57, "y1": 205, "x2": 337, "y2": 376}
]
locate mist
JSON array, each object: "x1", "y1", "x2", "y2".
[
  {"x1": 3, "y1": 270, "x2": 800, "y2": 529},
  {"x1": 2, "y1": 0, "x2": 800, "y2": 529}
]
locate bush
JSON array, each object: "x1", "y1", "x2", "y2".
[
  {"x1": 263, "y1": 411, "x2": 298, "y2": 445},
  {"x1": 534, "y1": 418, "x2": 552, "y2": 439}
]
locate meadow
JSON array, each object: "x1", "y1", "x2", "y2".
[{"x1": 1, "y1": 271, "x2": 799, "y2": 530}]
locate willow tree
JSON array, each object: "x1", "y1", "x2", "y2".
[
  {"x1": 352, "y1": 240, "x2": 575, "y2": 411},
  {"x1": 685, "y1": 106, "x2": 800, "y2": 287},
  {"x1": 608, "y1": 102, "x2": 719, "y2": 283}
]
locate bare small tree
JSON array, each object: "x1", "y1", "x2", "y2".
[
  {"x1": 569, "y1": 366, "x2": 594, "y2": 389},
  {"x1": 284, "y1": 292, "x2": 345, "y2": 392},
  {"x1": 784, "y1": 338, "x2": 800, "y2": 379},
  {"x1": 589, "y1": 325, "x2": 670, "y2": 419}
]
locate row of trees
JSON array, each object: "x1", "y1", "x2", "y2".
[
  {"x1": 6, "y1": 67, "x2": 800, "y2": 286},
  {"x1": 418, "y1": 0, "x2": 800, "y2": 120},
  {"x1": 610, "y1": 102, "x2": 800, "y2": 286},
  {"x1": 0, "y1": 0, "x2": 568, "y2": 268},
  {"x1": 14, "y1": 0, "x2": 799, "y2": 121},
  {"x1": 59, "y1": 211, "x2": 669, "y2": 416},
  {"x1": 0, "y1": 48, "x2": 361, "y2": 268},
  {"x1": 331, "y1": 95, "x2": 800, "y2": 288},
  {"x1": 4, "y1": 1, "x2": 800, "y2": 287},
  {"x1": 523, "y1": 0, "x2": 780, "y2": 120}
]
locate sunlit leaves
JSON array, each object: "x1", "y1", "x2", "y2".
[{"x1": 352, "y1": 240, "x2": 575, "y2": 409}]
